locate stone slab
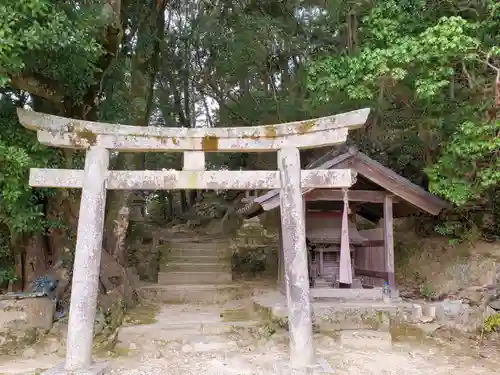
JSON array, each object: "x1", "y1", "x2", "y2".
[
  {"x1": 311, "y1": 287, "x2": 383, "y2": 300},
  {"x1": 161, "y1": 262, "x2": 230, "y2": 273},
  {"x1": 0, "y1": 297, "x2": 55, "y2": 331},
  {"x1": 120, "y1": 320, "x2": 259, "y2": 343},
  {"x1": 168, "y1": 255, "x2": 220, "y2": 263},
  {"x1": 158, "y1": 271, "x2": 232, "y2": 285},
  {"x1": 137, "y1": 284, "x2": 250, "y2": 304},
  {"x1": 168, "y1": 247, "x2": 230, "y2": 258},
  {"x1": 253, "y1": 291, "x2": 412, "y2": 332},
  {"x1": 41, "y1": 361, "x2": 109, "y2": 375}
]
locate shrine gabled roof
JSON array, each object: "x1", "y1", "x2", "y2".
[{"x1": 238, "y1": 146, "x2": 450, "y2": 220}]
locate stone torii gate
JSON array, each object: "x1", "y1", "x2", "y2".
[{"x1": 17, "y1": 108, "x2": 369, "y2": 374}]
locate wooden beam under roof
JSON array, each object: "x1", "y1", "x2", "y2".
[{"x1": 304, "y1": 189, "x2": 399, "y2": 203}]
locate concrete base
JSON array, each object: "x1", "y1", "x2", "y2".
[
  {"x1": 253, "y1": 290, "x2": 413, "y2": 332},
  {"x1": 311, "y1": 287, "x2": 383, "y2": 300},
  {"x1": 41, "y1": 361, "x2": 109, "y2": 375}
]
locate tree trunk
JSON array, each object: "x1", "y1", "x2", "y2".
[
  {"x1": 21, "y1": 233, "x2": 49, "y2": 290},
  {"x1": 166, "y1": 191, "x2": 174, "y2": 218},
  {"x1": 103, "y1": 0, "x2": 166, "y2": 269}
]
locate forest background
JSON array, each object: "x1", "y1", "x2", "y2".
[{"x1": 0, "y1": 0, "x2": 499, "y2": 290}]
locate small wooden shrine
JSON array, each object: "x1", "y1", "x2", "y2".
[{"x1": 239, "y1": 146, "x2": 449, "y2": 297}]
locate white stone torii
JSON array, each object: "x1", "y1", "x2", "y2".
[{"x1": 17, "y1": 108, "x2": 369, "y2": 375}]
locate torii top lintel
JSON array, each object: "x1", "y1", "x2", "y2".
[{"x1": 17, "y1": 108, "x2": 370, "y2": 152}]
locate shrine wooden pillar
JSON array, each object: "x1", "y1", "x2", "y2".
[
  {"x1": 383, "y1": 195, "x2": 396, "y2": 294},
  {"x1": 277, "y1": 211, "x2": 286, "y2": 294}
]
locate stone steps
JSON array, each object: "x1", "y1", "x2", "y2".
[
  {"x1": 118, "y1": 320, "x2": 258, "y2": 343},
  {"x1": 167, "y1": 239, "x2": 229, "y2": 248},
  {"x1": 138, "y1": 283, "x2": 252, "y2": 304},
  {"x1": 166, "y1": 236, "x2": 229, "y2": 244},
  {"x1": 168, "y1": 248, "x2": 229, "y2": 258},
  {"x1": 116, "y1": 302, "x2": 260, "y2": 352},
  {"x1": 158, "y1": 271, "x2": 232, "y2": 285},
  {"x1": 158, "y1": 234, "x2": 232, "y2": 287},
  {"x1": 161, "y1": 262, "x2": 230, "y2": 273},
  {"x1": 168, "y1": 255, "x2": 220, "y2": 263}
]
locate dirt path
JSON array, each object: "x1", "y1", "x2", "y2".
[{"x1": 0, "y1": 301, "x2": 498, "y2": 375}]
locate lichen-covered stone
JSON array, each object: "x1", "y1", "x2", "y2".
[
  {"x1": 18, "y1": 107, "x2": 369, "y2": 151},
  {"x1": 0, "y1": 297, "x2": 55, "y2": 354}
]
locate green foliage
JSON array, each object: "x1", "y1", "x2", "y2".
[
  {"x1": 0, "y1": 231, "x2": 17, "y2": 285},
  {"x1": 0, "y1": 100, "x2": 59, "y2": 233},
  {"x1": 308, "y1": 0, "x2": 500, "y2": 238},
  {"x1": 420, "y1": 281, "x2": 436, "y2": 300},
  {"x1": 309, "y1": 4, "x2": 484, "y2": 101},
  {"x1": 232, "y1": 251, "x2": 267, "y2": 277},
  {"x1": 427, "y1": 118, "x2": 500, "y2": 205},
  {"x1": 0, "y1": 0, "x2": 105, "y2": 98},
  {"x1": 483, "y1": 313, "x2": 500, "y2": 334},
  {"x1": 1, "y1": 0, "x2": 499, "y2": 284},
  {"x1": 0, "y1": 99, "x2": 61, "y2": 281}
]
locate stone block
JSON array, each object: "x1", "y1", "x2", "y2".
[
  {"x1": 0, "y1": 297, "x2": 54, "y2": 354},
  {"x1": 310, "y1": 287, "x2": 383, "y2": 300},
  {"x1": 0, "y1": 297, "x2": 54, "y2": 331},
  {"x1": 423, "y1": 305, "x2": 436, "y2": 320},
  {"x1": 411, "y1": 304, "x2": 423, "y2": 322},
  {"x1": 435, "y1": 304, "x2": 446, "y2": 323}
]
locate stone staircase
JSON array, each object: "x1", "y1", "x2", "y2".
[
  {"x1": 157, "y1": 235, "x2": 232, "y2": 285},
  {"x1": 137, "y1": 232, "x2": 240, "y2": 304}
]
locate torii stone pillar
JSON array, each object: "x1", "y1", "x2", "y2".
[
  {"x1": 278, "y1": 147, "x2": 314, "y2": 367},
  {"x1": 65, "y1": 147, "x2": 109, "y2": 372}
]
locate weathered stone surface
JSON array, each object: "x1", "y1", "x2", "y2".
[
  {"x1": 183, "y1": 151, "x2": 205, "y2": 170},
  {"x1": 29, "y1": 169, "x2": 355, "y2": 190},
  {"x1": 488, "y1": 299, "x2": 500, "y2": 311},
  {"x1": 65, "y1": 146, "x2": 109, "y2": 371},
  {"x1": 253, "y1": 291, "x2": 410, "y2": 332},
  {"x1": 137, "y1": 284, "x2": 251, "y2": 305},
  {"x1": 411, "y1": 304, "x2": 423, "y2": 322},
  {"x1": 99, "y1": 250, "x2": 124, "y2": 292},
  {"x1": 0, "y1": 297, "x2": 55, "y2": 331},
  {"x1": 0, "y1": 297, "x2": 54, "y2": 354},
  {"x1": 18, "y1": 107, "x2": 369, "y2": 151},
  {"x1": 278, "y1": 147, "x2": 314, "y2": 367}
]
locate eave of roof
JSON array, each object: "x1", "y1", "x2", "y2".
[{"x1": 238, "y1": 146, "x2": 450, "y2": 218}]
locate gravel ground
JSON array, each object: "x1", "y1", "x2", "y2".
[{"x1": 0, "y1": 301, "x2": 499, "y2": 375}]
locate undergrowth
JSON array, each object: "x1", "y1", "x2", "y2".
[{"x1": 483, "y1": 313, "x2": 500, "y2": 334}]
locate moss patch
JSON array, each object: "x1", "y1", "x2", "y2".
[
  {"x1": 390, "y1": 323, "x2": 428, "y2": 343},
  {"x1": 221, "y1": 308, "x2": 252, "y2": 322},
  {"x1": 123, "y1": 302, "x2": 160, "y2": 326}
]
